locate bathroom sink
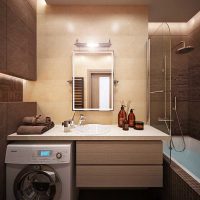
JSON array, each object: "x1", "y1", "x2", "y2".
[{"x1": 75, "y1": 124, "x2": 110, "y2": 134}]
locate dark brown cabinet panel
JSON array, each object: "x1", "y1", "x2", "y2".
[
  {"x1": 7, "y1": 7, "x2": 30, "y2": 78},
  {"x1": 0, "y1": 0, "x2": 36, "y2": 80},
  {"x1": 26, "y1": 0, "x2": 37, "y2": 11},
  {"x1": 0, "y1": 0, "x2": 7, "y2": 72},
  {"x1": 6, "y1": 0, "x2": 36, "y2": 33},
  {"x1": 27, "y1": 29, "x2": 37, "y2": 79}
]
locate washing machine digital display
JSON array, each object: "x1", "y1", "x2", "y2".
[{"x1": 38, "y1": 150, "x2": 52, "y2": 157}]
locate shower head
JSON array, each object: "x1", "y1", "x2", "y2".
[{"x1": 175, "y1": 41, "x2": 194, "y2": 54}]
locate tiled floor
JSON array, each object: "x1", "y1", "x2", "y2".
[{"x1": 79, "y1": 189, "x2": 162, "y2": 200}]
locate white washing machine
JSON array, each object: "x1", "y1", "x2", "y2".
[{"x1": 5, "y1": 142, "x2": 75, "y2": 200}]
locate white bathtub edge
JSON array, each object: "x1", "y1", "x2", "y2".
[{"x1": 164, "y1": 151, "x2": 200, "y2": 184}]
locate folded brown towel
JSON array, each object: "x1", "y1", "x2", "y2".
[
  {"x1": 36, "y1": 116, "x2": 51, "y2": 125},
  {"x1": 17, "y1": 125, "x2": 48, "y2": 135},
  {"x1": 22, "y1": 116, "x2": 37, "y2": 125},
  {"x1": 48, "y1": 121, "x2": 55, "y2": 129},
  {"x1": 22, "y1": 115, "x2": 52, "y2": 126}
]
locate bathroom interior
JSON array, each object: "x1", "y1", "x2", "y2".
[{"x1": 0, "y1": 0, "x2": 200, "y2": 199}]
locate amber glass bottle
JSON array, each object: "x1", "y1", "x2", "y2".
[
  {"x1": 128, "y1": 109, "x2": 135, "y2": 127},
  {"x1": 118, "y1": 105, "x2": 127, "y2": 127}
]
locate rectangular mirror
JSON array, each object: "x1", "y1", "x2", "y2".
[{"x1": 72, "y1": 50, "x2": 114, "y2": 111}]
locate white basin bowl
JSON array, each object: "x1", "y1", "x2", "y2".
[{"x1": 75, "y1": 124, "x2": 110, "y2": 134}]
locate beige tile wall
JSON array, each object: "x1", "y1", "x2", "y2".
[{"x1": 23, "y1": 0, "x2": 148, "y2": 124}]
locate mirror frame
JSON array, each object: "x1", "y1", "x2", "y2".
[{"x1": 72, "y1": 50, "x2": 114, "y2": 111}]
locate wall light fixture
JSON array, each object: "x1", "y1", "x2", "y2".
[{"x1": 74, "y1": 39, "x2": 112, "y2": 48}]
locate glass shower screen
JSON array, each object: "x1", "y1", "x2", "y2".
[{"x1": 148, "y1": 23, "x2": 171, "y2": 135}]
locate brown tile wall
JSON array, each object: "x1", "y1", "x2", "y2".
[
  {"x1": 0, "y1": 104, "x2": 7, "y2": 200},
  {"x1": 0, "y1": 102, "x2": 37, "y2": 200},
  {"x1": 171, "y1": 36, "x2": 189, "y2": 136},
  {"x1": 0, "y1": 74, "x2": 24, "y2": 200},
  {"x1": 163, "y1": 157, "x2": 200, "y2": 200},
  {"x1": 0, "y1": 75, "x2": 23, "y2": 102},
  {"x1": 169, "y1": 25, "x2": 200, "y2": 140},
  {"x1": 188, "y1": 25, "x2": 200, "y2": 141}
]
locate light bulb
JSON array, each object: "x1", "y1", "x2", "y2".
[{"x1": 86, "y1": 43, "x2": 99, "y2": 48}]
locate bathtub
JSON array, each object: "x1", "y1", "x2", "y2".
[{"x1": 163, "y1": 136, "x2": 200, "y2": 183}]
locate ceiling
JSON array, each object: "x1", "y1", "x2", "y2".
[{"x1": 45, "y1": 0, "x2": 200, "y2": 22}]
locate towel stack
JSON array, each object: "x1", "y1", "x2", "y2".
[{"x1": 17, "y1": 115, "x2": 54, "y2": 135}]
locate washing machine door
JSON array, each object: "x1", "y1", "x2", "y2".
[{"x1": 14, "y1": 165, "x2": 61, "y2": 200}]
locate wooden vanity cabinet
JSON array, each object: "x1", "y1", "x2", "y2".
[{"x1": 76, "y1": 141, "x2": 163, "y2": 188}]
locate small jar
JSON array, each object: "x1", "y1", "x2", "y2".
[
  {"x1": 134, "y1": 121, "x2": 144, "y2": 130},
  {"x1": 62, "y1": 120, "x2": 71, "y2": 132}
]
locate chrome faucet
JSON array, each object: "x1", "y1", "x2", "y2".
[
  {"x1": 78, "y1": 114, "x2": 86, "y2": 126},
  {"x1": 70, "y1": 112, "x2": 76, "y2": 128}
]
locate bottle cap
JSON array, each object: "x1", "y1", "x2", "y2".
[{"x1": 121, "y1": 105, "x2": 126, "y2": 109}]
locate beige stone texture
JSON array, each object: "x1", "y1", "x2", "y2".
[{"x1": 23, "y1": 0, "x2": 148, "y2": 124}]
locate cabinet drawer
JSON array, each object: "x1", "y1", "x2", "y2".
[
  {"x1": 76, "y1": 165, "x2": 163, "y2": 187},
  {"x1": 76, "y1": 141, "x2": 162, "y2": 165}
]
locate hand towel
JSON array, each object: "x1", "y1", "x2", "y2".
[
  {"x1": 17, "y1": 125, "x2": 48, "y2": 135},
  {"x1": 22, "y1": 115, "x2": 52, "y2": 126}
]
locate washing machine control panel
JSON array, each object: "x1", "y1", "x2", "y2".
[
  {"x1": 32, "y1": 149, "x2": 68, "y2": 163},
  {"x1": 5, "y1": 143, "x2": 72, "y2": 164}
]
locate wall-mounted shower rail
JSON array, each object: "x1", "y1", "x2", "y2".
[{"x1": 164, "y1": 55, "x2": 167, "y2": 119}]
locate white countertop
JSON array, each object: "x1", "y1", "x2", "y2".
[{"x1": 7, "y1": 125, "x2": 170, "y2": 141}]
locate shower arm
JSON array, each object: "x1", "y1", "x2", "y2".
[{"x1": 171, "y1": 41, "x2": 185, "y2": 50}]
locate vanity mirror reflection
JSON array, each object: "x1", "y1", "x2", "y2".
[{"x1": 72, "y1": 51, "x2": 114, "y2": 111}]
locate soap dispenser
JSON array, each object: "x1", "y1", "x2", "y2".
[
  {"x1": 118, "y1": 105, "x2": 127, "y2": 127},
  {"x1": 128, "y1": 109, "x2": 135, "y2": 128}
]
